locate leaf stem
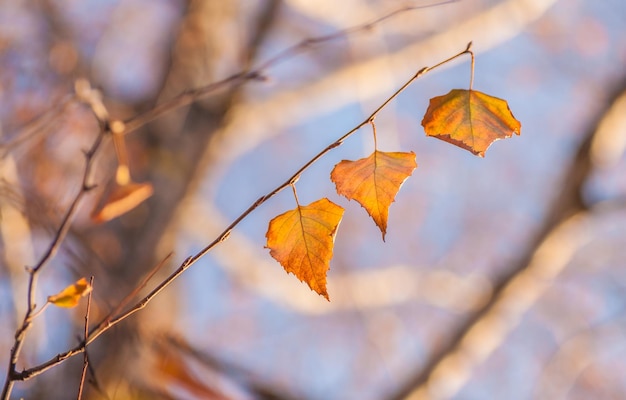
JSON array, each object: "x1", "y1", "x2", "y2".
[
  {"x1": 291, "y1": 184, "x2": 301, "y2": 207},
  {"x1": 122, "y1": 0, "x2": 460, "y2": 136},
  {"x1": 370, "y1": 121, "x2": 378, "y2": 151},
  {"x1": 27, "y1": 302, "x2": 50, "y2": 321},
  {"x1": 467, "y1": 41, "x2": 475, "y2": 90}
]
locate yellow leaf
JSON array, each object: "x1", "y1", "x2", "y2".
[
  {"x1": 331, "y1": 151, "x2": 416, "y2": 240},
  {"x1": 421, "y1": 89, "x2": 521, "y2": 157},
  {"x1": 48, "y1": 277, "x2": 92, "y2": 308},
  {"x1": 265, "y1": 198, "x2": 344, "y2": 300}
]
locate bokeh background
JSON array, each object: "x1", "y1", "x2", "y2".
[{"x1": 1, "y1": 0, "x2": 626, "y2": 399}]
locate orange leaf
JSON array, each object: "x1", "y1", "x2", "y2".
[
  {"x1": 265, "y1": 198, "x2": 344, "y2": 300},
  {"x1": 91, "y1": 181, "x2": 153, "y2": 223},
  {"x1": 421, "y1": 89, "x2": 521, "y2": 157},
  {"x1": 331, "y1": 151, "x2": 416, "y2": 240},
  {"x1": 48, "y1": 277, "x2": 92, "y2": 308}
]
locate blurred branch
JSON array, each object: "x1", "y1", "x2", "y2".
[
  {"x1": 121, "y1": 0, "x2": 458, "y2": 134},
  {"x1": 200, "y1": 0, "x2": 559, "y2": 179},
  {"x1": 1, "y1": 82, "x2": 107, "y2": 400},
  {"x1": 534, "y1": 313, "x2": 626, "y2": 399},
  {"x1": 590, "y1": 90, "x2": 626, "y2": 172},
  {"x1": 251, "y1": 0, "x2": 460, "y2": 72},
  {"x1": 2, "y1": 1, "x2": 457, "y2": 169},
  {"x1": 242, "y1": 0, "x2": 282, "y2": 69},
  {"x1": 0, "y1": 149, "x2": 37, "y2": 372},
  {"x1": 389, "y1": 80, "x2": 626, "y2": 400},
  {"x1": 1, "y1": 0, "x2": 89, "y2": 156},
  {"x1": 162, "y1": 334, "x2": 301, "y2": 400},
  {"x1": 404, "y1": 212, "x2": 594, "y2": 400}
]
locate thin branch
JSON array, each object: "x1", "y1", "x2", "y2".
[
  {"x1": 371, "y1": 121, "x2": 378, "y2": 150},
  {"x1": 9, "y1": 43, "x2": 474, "y2": 384},
  {"x1": 370, "y1": 42, "x2": 472, "y2": 122},
  {"x1": 121, "y1": 0, "x2": 459, "y2": 136},
  {"x1": 253, "y1": 0, "x2": 460, "y2": 72},
  {"x1": 99, "y1": 253, "x2": 173, "y2": 327},
  {"x1": 27, "y1": 302, "x2": 50, "y2": 321},
  {"x1": 0, "y1": 95, "x2": 77, "y2": 157},
  {"x1": 10, "y1": 256, "x2": 197, "y2": 382},
  {"x1": 1, "y1": 124, "x2": 105, "y2": 400},
  {"x1": 77, "y1": 276, "x2": 94, "y2": 400}
]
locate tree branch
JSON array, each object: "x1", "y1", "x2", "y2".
[
  {"x1": 7, "y1": 43, "x2": 473, "y2": 386},
  {"x1": 1, "y1": 90, "x2": 106, "y2": 399}
]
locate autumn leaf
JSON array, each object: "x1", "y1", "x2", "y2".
[
  {"x1": 331, "y1": 151, "x2": 416, "y2": 240},
  {"x1": 421, "y1": 89, "x2": 521, "y2": 157},
  {"x1": 265, "y1": 198, "x2": 344, "y2": 300},
  {"x1": 48, "y1": 277, "x2": 92, "y2": 308},
  {"x1": 91, "y1": 180, "x2": 153, "y2": 223}
]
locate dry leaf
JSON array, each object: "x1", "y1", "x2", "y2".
[
  {"x1": 266, "y1": 198, "x2": 344, "y2": 300},
  {"x1": 91, "y1": 180, "x2": 153, "y2": 223},
  {"x1": 421, "y1": 89, "x2": 521, "y2": 157},
  {"x1": 331, "y1": 150, "x2": 416, "y2": 240},
  {"x1": 48, "y1": 277, "x2": 92, "y2": 308}
]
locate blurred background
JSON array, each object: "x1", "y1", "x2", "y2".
[{"x1": 1, "y1": 0, "x2": 626, "y2": 399}]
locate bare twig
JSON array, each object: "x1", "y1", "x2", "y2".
[
  {"x1": 0, "y1": 4, "x2": 463, "y2": 396},
  {"x1": 1, "y1": 82, "x2": 108, "y2": 400},
  {"x1": 1, "y1": 125, "x2": 105, "y2": 400},
  {"x1": 0, "y1": 1, "x2": 457, "y2": 148},
  {"x1": 7, "y1": 43, "x2": 475, "y2": 385},
  {"x1": 77, "y1": 276, "x2": 94, "y2": 400},
  {"x1": 0, "y1": 95, "x2": 76, "y2": 157}
]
